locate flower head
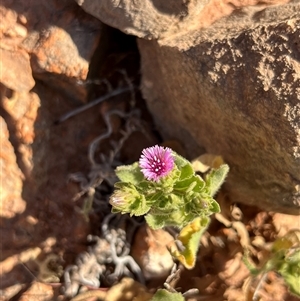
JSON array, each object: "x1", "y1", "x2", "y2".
[
  {"x1": 109, "y1": 183, "x2": 150, "y2": 216},
  {"x1": 109, "y1": 183, "x2": 140, "y2": 212},
  {"x1": 139, "y1": 145, "x2": 174, "y2": 181}
]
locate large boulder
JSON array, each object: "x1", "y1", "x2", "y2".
[{"x1": 74, "y1": 0, "x2": 296, "y2": 47}]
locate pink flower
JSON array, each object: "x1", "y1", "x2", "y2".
[{"x1": 139, "y1": 145, "x2": 174, "y2": 181}]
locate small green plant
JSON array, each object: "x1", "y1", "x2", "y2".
[
  {"x1": 243, "y1": 229, "x2": 300, "y2": 299},
  {"x1": 109, "y1": 145, "x2": 229, "y2": 299}
]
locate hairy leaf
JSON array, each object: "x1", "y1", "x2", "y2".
[
  {"x1": 115, "y1": 162, "x2": 144, "y2": 184},
  {"x1": 145, "y1": 213, "x2": 168, "y2": 229},
  {"x1": 278, "y1": 249, "x2": 300, "y2": 297},
  {"x1": 129, "y1": 197, "x2": 151, "y2": 216},
  {"x1": 110, "y1": 183, "x2": 150, "y2": 216},
  {"x1": 170, "y1": 216, "x2": 210, "y2": 269},
  {"x1": 174, "y1": 152, "x2": 190, "y2": 169},
  {"x1": 205, "y1": 164, "x2": 229, "y2": 196},
  {"x1": 179, "y1": 162, "x2": 194, "y2": 180},
  {"x1": 209, "y1": 199, "x2": 221, "y2": 213}
]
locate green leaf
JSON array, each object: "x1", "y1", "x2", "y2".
[
  {"x1": 115, "y1": 162, "x2": 144, "y2": 184},
  {"x1": 114, "y1": 181, "x2": 133, "y2": 189},
  {"x1": 170, "y1": 216, "x2": 210, "y2": 269},
  {"x1": 193, "y1": 175, "x2": 206, "y2": 192},
  {"x1": 110, "y1": 183, "x2": 150, "y2": 216},
  {"x1": 279, "y1": 263, "x2": 300, "y2": 296},
  {"x1": 129, "y1": 197, "x2": 151, "y2": 216},
  {"x1": 174, "y1": 177, "x2": 197, "y2": 191},
  {"x1": 174, "y1": 175, "x2": 205, "y2": 196},
  {"x1": 157, "y1": 196, "x2": 175, "y2": 210},
  {"x1": 278, "y1": 250, "x2": 300, "y2": 297},
  {"x1": 205, "y1": 164, "x2": 229, "y2": 196},
  {"x1": 145, "y1": 211, "x2": 185, "y2": 229},
  {"x1": 282, "y1": 273, "x2": 300, "y2": 297},
  {"x1": 145, "y1": 191, "x2": 164, "y2": 204},
  {"x1": 179, "y1": 163, "x2": 194, "y2": 180},
  {"x1": 148, "y1": 206, "x2": 177, "y2": 216},
  {"x1": 145, "y1": 213, "x2": 167, "y2": 229},
  {"x1": 173, "y1": 152, "x2": 190, "y2": 169},
  {"x1": 287, "y1": 249, "x2": 300, "y2": 264},
  {"x1": 157, "y1": 175, "x2": 176, "y2": 194},
  {"x1": 209, "y1": 199, "x2": 221, "y2": 213},
  {"x1": 150, "y1": 289, "x2": 184, "y2": 301},
  {"x1": 168, "y1": 193, "x2": 185, "y2": 208}
]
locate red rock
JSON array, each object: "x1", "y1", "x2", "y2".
[
  {"x1": 0, "y1": 117, "x2": 26, "y2": 218},
  {"x1": 0, "y1": 284, "x2": 26, "y2": 300},
  {"x1": 20, "y1": 0, "x2": 102, "y2": 101},
  {"x1": 1, "y1": 86, "x2": 40, "y2": 176},
  {"x1": 0, "y1": 6, "x2": 34, "y2": 92},
  {"x1": 1, "y1": 89, "x2": 40, "y2": 143},
  {"x1": 19, "y1": 282, "x2": 54, "y2": 301},
  {"x1": 0, "y1": 48, "x2": 34, "y2": 92},
  {"x1": 0, "y1": 5, "x2": 28, "y2": 47},
  {"x1": 131, "y1": 224, "x2": 174, "y2": 280},
  {"x1": 272, "y1": 213, "x2": 300, "y2": 237},
  {"x1": 1, "y1": 0, "x2": 103, "y2": 101},
  {"x1": 75, "y1": 0, "x2": 296, "y2": 43}
]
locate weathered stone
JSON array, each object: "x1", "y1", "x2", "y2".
[
  {"x1": 0, "y1": 116, "x2": 26, "y2": 218},
  {"x1": 0, "y1": 47, "x2": 35, "y2": 92},
  {"x1": 19, "y1": 282, "x2": 54, "y2": 301},
  {"x1": 0, "y1": 86, "x2": 40, "y2": 176},
  {"x1": 2, "y1": 0, "x2": 103, "y2": 101},
  {"x1": 131, "y1": 224, "x2": 174, "y2": 280},
  {"x1": 74, "y1": 0, "x2": 189, "y2": 39},
  {"x1": 272, "y1": 213, "x2": 300, "y2": 236},
  {"x1": 0, "y1": 5, "x2": 28, "y2": 48},
  {"x1": 0, "y1": 5, "x2": 34, "y2": 92},
  {"x1": 159, "y1": 1, "x2": 299, "y2": 49},
  {"x1": 74, "y1": 0, "x2": 296, "y2": 48},
  {"x1": 138, "y1": 17, "x2": 300, "y2": 214}
]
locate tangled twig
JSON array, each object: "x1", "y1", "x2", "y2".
[
  {"x1": 57, "y1": 87, "x2": 131, "y2": 124},
  {"x1": 63, "y1": 75, "x2": 149, "y2": 298},
  {"x1": 163, "y1": 264, "x2": 199, "y2": 298},
  {"x1": 63, "y1": 214, "x2": 144, "y2": 298}
]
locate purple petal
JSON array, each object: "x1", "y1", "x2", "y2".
[{"x1": 139, "y1": 145, "x2": 174, "y2": 181}]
